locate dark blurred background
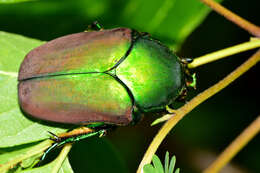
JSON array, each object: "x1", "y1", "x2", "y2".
[{"x1": 1, "y1": 0, "x2": 259, "y2": 172}]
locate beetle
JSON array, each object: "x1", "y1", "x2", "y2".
[{"x1": 18, "y1": 23, "x2": 193, "y2": 158}]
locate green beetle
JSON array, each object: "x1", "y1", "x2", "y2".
[{"x1": 18, "y1": 24, "x2": 191, "y2": 157}]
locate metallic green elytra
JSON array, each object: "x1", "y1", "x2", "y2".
[
  {"x1": 18, "y1": 25, "x2": 190, "y2": 159},
  {"x1": 18, "y1": 27, "x2": 186, "y2": 127}
]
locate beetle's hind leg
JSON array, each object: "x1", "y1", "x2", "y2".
[
  {"x1": 51, "y1": 126, "x2": 95, "y2": 141},
  {"x1": 40, "y1": 126, "x2": 111, "y2": 162},
  {"x1": 48, "y1": 126, "x2": 110, "y2": 146}
]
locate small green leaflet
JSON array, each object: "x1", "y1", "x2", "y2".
[{"x1": 143, "y1": 152, "x2": 180, "y2": 173}]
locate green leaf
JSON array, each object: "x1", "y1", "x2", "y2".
[
  {"x1": 58, "y1": 157, "x2": 74, "y2": 173},
  {"x1": 0, "y1": 140, "x2": 53, "y2": 172},
  {"x1": 168, "y1": 156, "x2": 176, "y2": 173},
  {"x1": 20, "y1": 157, "x2": 73, "y2": 173},
  {"x1": 0, "y1": 0, "x2": 36, "y2": 4},
  {"x1": 0, "y1": 31, "x2": 68, "y2": 148},
  {"x1": 20, "y1": 153, "x2": 42, "y2": 169},
  {"x1": 0, "y1": 136, "x2": 127, "y2": 173},
  {"x1": 164, "y1": 151, "x2": 169, "y2": 173},
  {"x1": 143, "y1": 164, "x2": 156, "y2": 173},
  {"x1": 152, "y1": 155, "x2": 164, "y2": 173},
  {"x1": 143, "y1": 153, "x2": 180, "y2": 173},
  {"x1": 175, "y1": 168, "x2": 180, "y2": 173},
  {"x1": 0, "y1": 142, "x2": 39, "y2": 165},
  {"x1": 13, "y1": 149, "x2": 74, "y2": 173}
]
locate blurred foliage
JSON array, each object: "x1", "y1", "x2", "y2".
[
  {"x1": 0, "y1": 0, "x2": 35, "y2": 3},
  {"x1": 68, "y1": 137, "x2": 129, "y2": 173},
  {"x1": 0, "y1": 0, "x2": 259, "y2": 173},
  {"x1": 143, "y1": 152, "x2": 180, "y2": 173},
  {"x1": 0, "y1": 0, "x2": 221, "y2": 50}
]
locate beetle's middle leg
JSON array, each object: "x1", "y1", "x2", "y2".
[
  {"x1": 48, "y1": 125, "x2": 112, "y2": 145},
  {"x1": 40, "y1": 125, "x2": 112, "y2": 161},
  {"x1": 166, "y1": 105, "x2": 177, "y2": 114}
]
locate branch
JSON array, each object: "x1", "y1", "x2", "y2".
[
  {"x1": 137, "y1": 49, "x2": 260, "y2": 173},
  {"x1": 203, "y1": 115, "x2": 260, "y2": 173},
  {"x1": 51, "y1": 144, "x2": 72, "y2": 173},
  {"x1": 199, "y1": 0, "x2": 260, "y2": 37},
  {"x1": 188, "y1": 39, "x2": 260, "y2": 68}
]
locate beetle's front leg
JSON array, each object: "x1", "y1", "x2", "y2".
[
  {"x1": 166, "y1": 105, "x2": 177, "y2": 114},
  {"x1": 85, "y1": 21, "x2": 103, "y2": 32}
]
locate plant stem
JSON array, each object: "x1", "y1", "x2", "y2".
[
  {"x1": 199, "y1": 0, "x2": 260, "y2": 37},
  {"x1": 137, "y1": 49, "x2": 260, "y2": 173},
  {"x1": 188, "y1": 39, "x2": 260, "y2": 68},
  {"x1": 51, "y1": 144, "x2": 72, "y2": 173},
  {"x1": 203, "y1": 115, "x2": 260, "y2": 173}
]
